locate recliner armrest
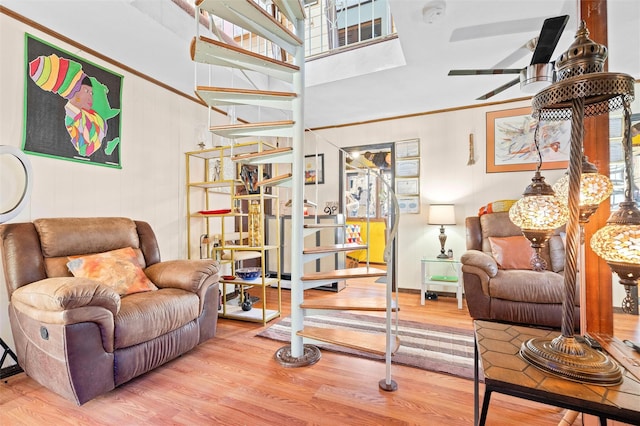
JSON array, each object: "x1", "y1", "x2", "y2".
[
  {"x1": 461, "y1": 250, "x2": 498, "y2": 278},
  {"x1": 10, "y1": 278, "x2": 120, "y2": 353},
  {"x1": 11, "y1": 277, "x2": 120, "y2": 315},
  {"x1": 145, "y1": 259, "x2": 220, "y2": 293}
]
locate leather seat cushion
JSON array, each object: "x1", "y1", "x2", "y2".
[
  {"x1": 489, "y1": 269, "x2": 576, "y2": 304},
  {"x1": 114, "y1": 288, "x2": 199, "y2": 349}
]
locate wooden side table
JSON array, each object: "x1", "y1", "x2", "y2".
[
  {"x1": 473, "y1": 320, "x2": 640, "y2": 426},
  {"x1": 420, "y1": 258, "x2": 463, "y2": 309}
]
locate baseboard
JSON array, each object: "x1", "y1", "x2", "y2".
[{"x1": 613, "y1": 306, "x2": 639, "y2": 315}]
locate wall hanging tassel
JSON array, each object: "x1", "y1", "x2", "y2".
[{"x1": 467, "y1": 133, "x2": 476, "y2": 165}]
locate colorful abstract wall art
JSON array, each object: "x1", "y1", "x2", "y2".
[
  {"x1": 486, "y1": 106, "x2": 570, "y2": 173},
  {"x1": 23, "y1": 34, "x2": 123, "y2": 168}
]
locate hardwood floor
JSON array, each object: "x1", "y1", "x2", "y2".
[{"x1": 1, "y1": 279, "x2": 638, "y2": 425}]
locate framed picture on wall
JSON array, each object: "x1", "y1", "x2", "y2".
[
  {"x1": 486, "y1": 107, "x2": 570, "y2": 173},
  {"x1": 305, "y1": 153, "x2": 324, "y2": 185},
  {"x1": 396, "y1": 158, "x2": 420, "y2": 177},
  {"x1": 396, "y1": 178, "x2": 419, "y2": 195},
  {"x1": 395, "y1": 139, "x2": 420, "y2": 159},
  {"x1": 23, "y1": 33, "x2": 123, "y2": 168},
  {"x1": 397, "y1": 196, "x2": 420, "y2": 214}
]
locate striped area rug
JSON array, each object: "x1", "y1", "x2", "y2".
[{"x1": 257, "y1": 312, "x2": 476, "y2": 380}]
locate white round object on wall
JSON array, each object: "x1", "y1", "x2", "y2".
[{"x1": 0, "y1": 145, "x2": 33, "y2": 223}]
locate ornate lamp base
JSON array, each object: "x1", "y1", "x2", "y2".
[
  {"x1": 437, "y1": 225, "x2": 448, "y2": 259},
  {"x1": 520, "y1": 335, "x2": 622, "y2": 386},
  {"x1": 274, "y1": 344, "x2": 321, "y2": 367}
]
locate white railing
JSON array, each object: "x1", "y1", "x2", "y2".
[
  {"x1": 304, "y1": 129, "x2": 400, "y2": 388},
  {"x1": 191, "y1": 0, "x2": 395, "y2": 61},
  {"x1": 304, "y1": 0, "x2": 396, "y2": 58}
]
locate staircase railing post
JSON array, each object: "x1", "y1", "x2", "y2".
[{"x1": 288, "y1": 16, "x2": 306, "y2": 360}]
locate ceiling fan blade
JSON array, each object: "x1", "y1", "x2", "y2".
[
  {"x1": 491, "y1": 42, "x2": 532, "y2": 69},
  {"x1": 475, "y1": 77, "x2": 521, "y2": 100},
  {"x1": 530, "y1": 15, "x2": 569, "y2": 64},
  {"x1": 450, "y1": 17, "x2": 547, "y2": 42},
  {"x1": 448, "y1": 69, "x2": 522, "y2": 76}
]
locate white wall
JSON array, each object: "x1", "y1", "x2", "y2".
[{"x1": 0, "y1": 14, "x2": 224, "y2": 353}]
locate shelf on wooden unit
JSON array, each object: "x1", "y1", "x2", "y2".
[
  {"x1": 221, "y1": 303, "x2": 281, "y2": 323},
  {"x1": 220, "y1": 276, "x2": 279, "y2": 287}
]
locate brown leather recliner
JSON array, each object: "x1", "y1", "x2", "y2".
[
  {"x1": 461, "y1": 211, "x2": 579, "y2": 329},
  {"x1": 0, "y1": 217, "x2": 220, "y2": 405}
]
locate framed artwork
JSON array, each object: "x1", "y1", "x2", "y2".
[
  {"x1": 305, "y1": 153, "x2": 324, "y2": 185},
  {"x1": 395, "y1": 178, "x2": 419, "y2": 195},
  {"x1": 486, "y1": 106, "x2": 570, "y2": 173},
  {"x1": 396, "y1": 158, "x2": 420, "y2": 177},
  {"x1": 395, "y1": 139, "x2": 420, "y2": 159},
  {"x1": 23, "y1": 34, "x2": 123, "y2": 168},
  {"x1": 397, "y1": 196, "x2": 420, "y2": 214}
]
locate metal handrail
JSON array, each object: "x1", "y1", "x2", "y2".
[
  {"x1": 306, "y1": 131, "x2": 400, "y2": 261},
  {"x1": 309, "y1": 132, "x2": 400, "y2": 389}
]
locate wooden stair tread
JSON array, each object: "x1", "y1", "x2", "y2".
[
  {"x1": 196, "y1": 0, "x2": 302, "y2": 52},
  {"x1": 196, "y1": 86, "x2": 296, "y2": 110},
  {"x1": 232, "y1": 146, "x2": 293, "y2": 162},
  {"x1": 258, "y1": 173, "x2": 292, "y2": 187},
  {"x1": 209, "y1": 120, "x2": 294, "y2": 138},
  {"x1": 303, "y1": 223, "x2": 345, "y2": 229},
  {"x1": 301, "y1": 267, "x2": 386, "y2": 281},
  {"x1": 210, "y1": 120, "x2": 293, "y2": 131},
  {"x1": 297, "y1": 326, "x2": 400, "y2": 356},
  {"x1": 191, "y1": 36, "x2": 298, "y2": 83},
  {"x1": 303, "y1": 243, "x2": 367, "y2": 255},
  {"x1": 273, "y1": 0, "x2": 305, "y2": 22},
  {"x1": 300, "y1": 296, "x2": 392, "y2": 311},
  {"x1": 285, "y1": 198, "x2": 316, "y2": 208}
]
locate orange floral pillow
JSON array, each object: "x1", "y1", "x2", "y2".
[
  {"x1": 488, "y1": 236, "x2": 535, "y2": 270},
  {"x1": 67, "y1": 247, "x2": 157, "y2": 296}
]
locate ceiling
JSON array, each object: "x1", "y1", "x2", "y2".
[{"x1": 3, "y1": 0, "x2": 639, "y2": 129}]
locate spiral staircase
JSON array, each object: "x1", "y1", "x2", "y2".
[{"x1": 191, "y1": 0, "x2": 400, "y2": 390}]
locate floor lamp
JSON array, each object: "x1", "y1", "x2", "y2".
[
  {"x1": 553, "y1": 157, "x2": 614, "y2": 332},
  {"x1": 514, "y1": 21, "x2": 635, "y2": 385}
]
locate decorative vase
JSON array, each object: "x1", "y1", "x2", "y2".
[{"x1": 248, "y1": 200, "x2": 262, "y2": 247}]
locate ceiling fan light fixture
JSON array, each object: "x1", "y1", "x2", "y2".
[{"x1": 519, "y1": 63, "x2": 555, "y2": 93}]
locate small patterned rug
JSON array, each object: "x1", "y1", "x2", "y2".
[{"x1": 257, "y1": 312, "x2": 476, "y2": 380}]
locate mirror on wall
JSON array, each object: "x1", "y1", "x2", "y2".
[
  {"x1": 339, "y1": 142, "x2": 394, "y2": 268},
  {"x1": 345, "y1": 158, "x2": 392, "y2": 219}
]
